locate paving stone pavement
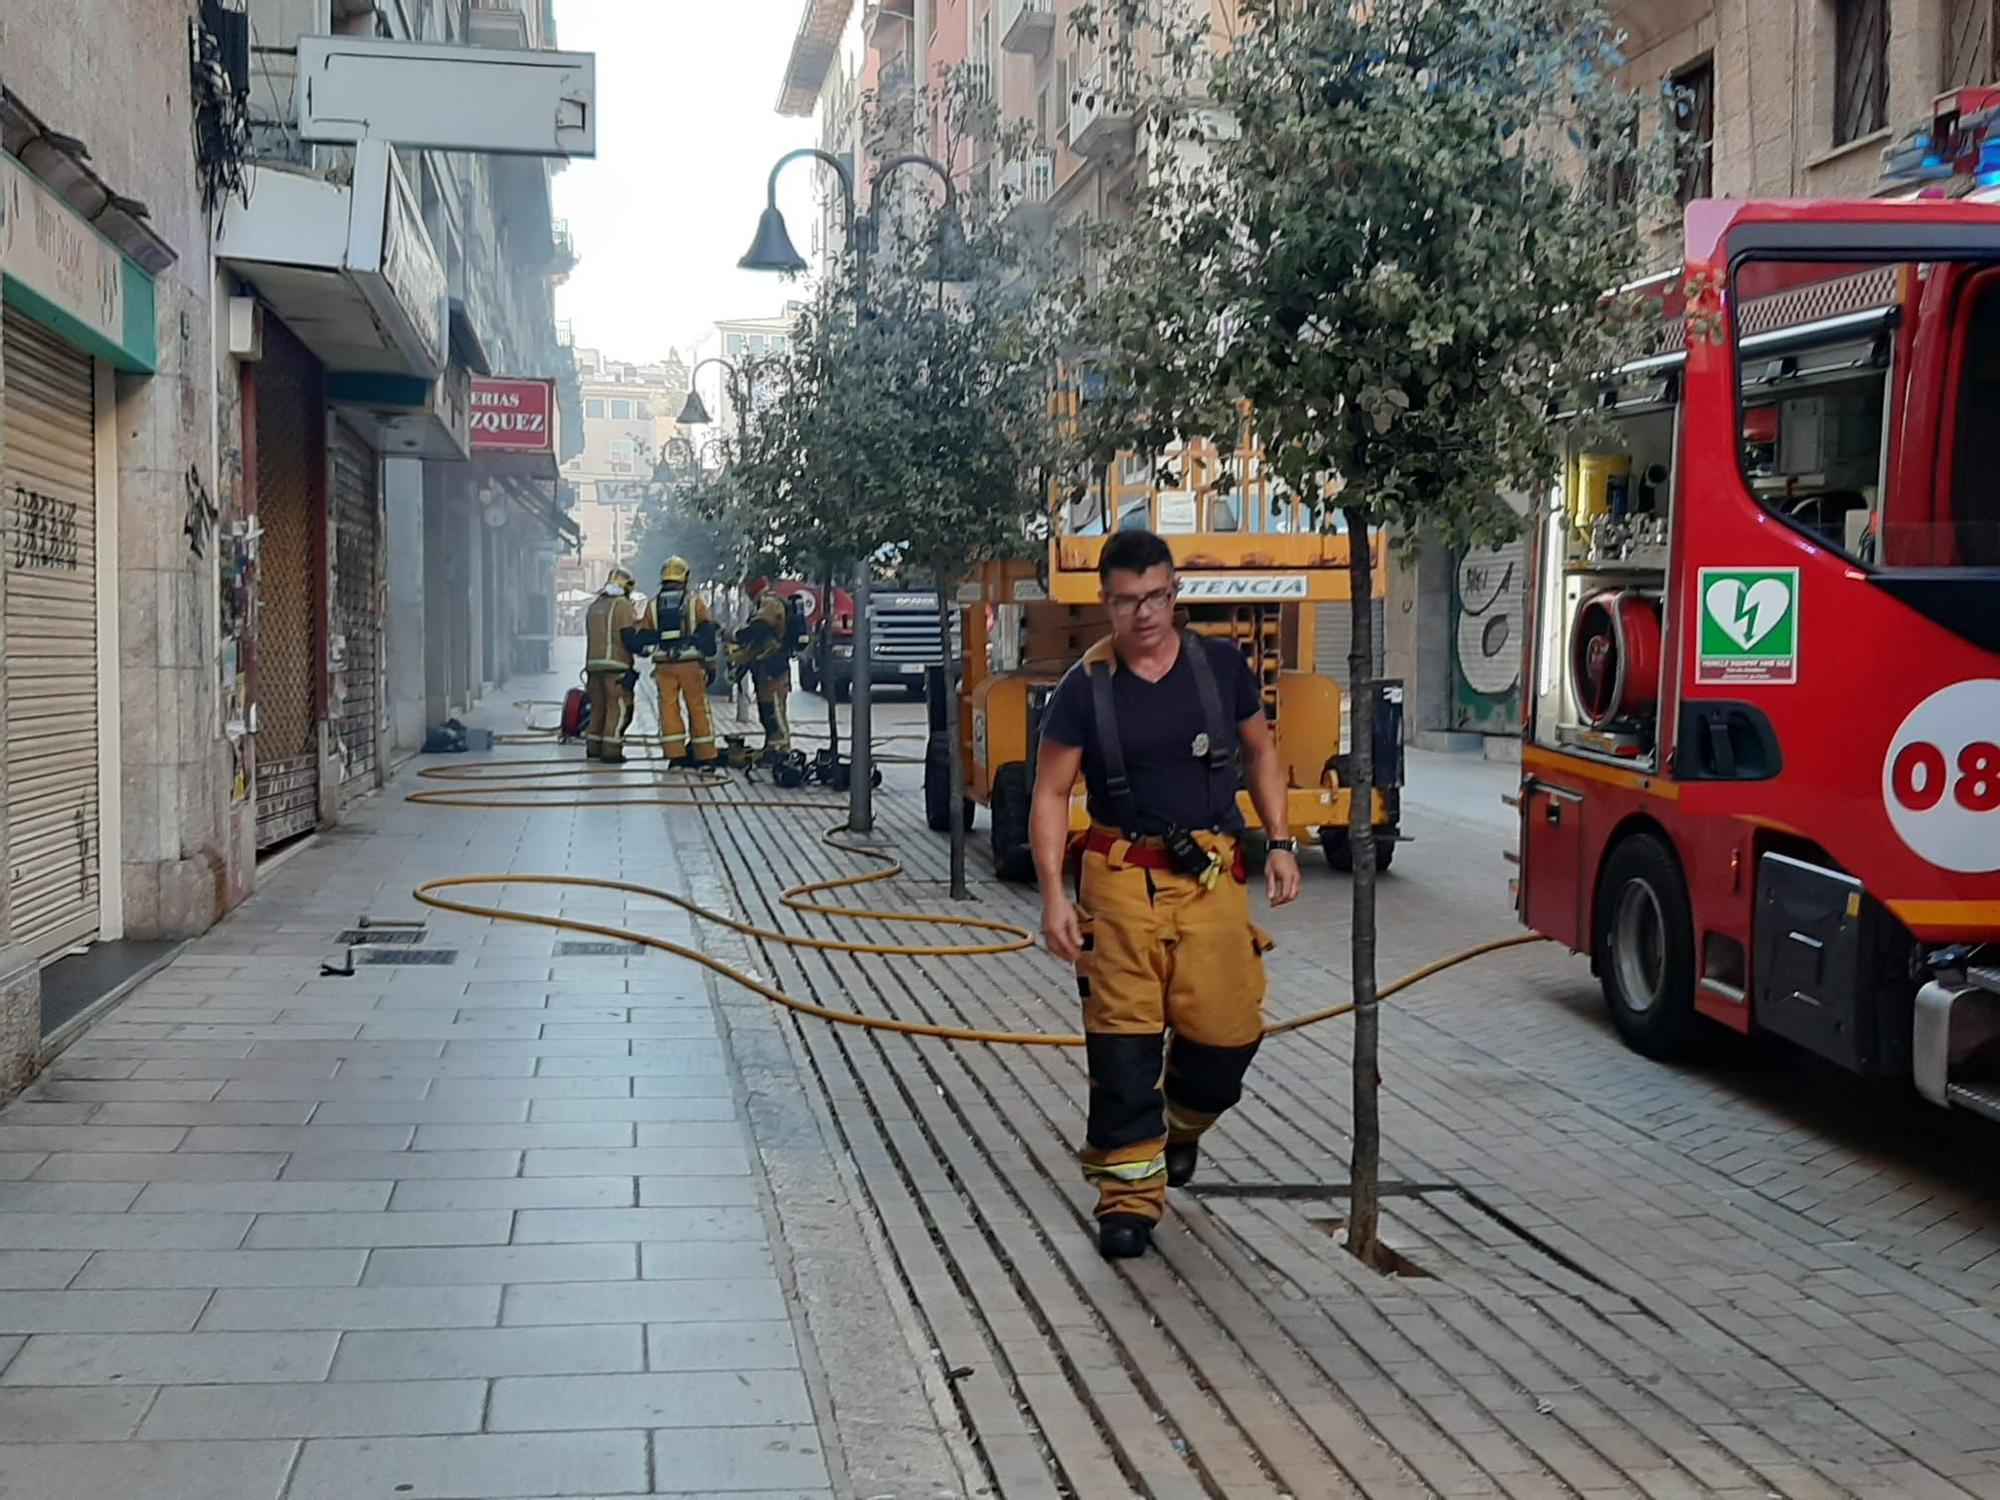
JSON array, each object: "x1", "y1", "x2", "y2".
[
  {"x1": 9, "y1": 646, "x2": 2000, "y2": 1498},
  {"x1": 0, "y1": 654, "x2": 973, "y2": 1500}
]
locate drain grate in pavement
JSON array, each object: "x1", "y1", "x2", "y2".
[
  {"x1": 555, "y1": 940, "x2": 643, "y2": 956},
  {"x1": 335, "y1": 929, "x2": 426, "y2": 946},
  {"x1": 356, "y1": 948, "x2": 459, "y2": 966}
]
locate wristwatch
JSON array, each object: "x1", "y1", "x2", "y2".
[{"x1": 1267, "y1": 837, "x2": 1298, "y2": 854}]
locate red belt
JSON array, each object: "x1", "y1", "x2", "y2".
[{"x1": 1080, "y1": 829, "x2": 1245, "y2": 881}]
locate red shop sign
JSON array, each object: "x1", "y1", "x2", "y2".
[{"x1": 470, "y1": 377, "x2": 555, "y2": 453}]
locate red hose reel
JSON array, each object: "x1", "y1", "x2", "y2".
[{"x1": 1569, "y1": 590, "x2": 1662, "y2": 728}]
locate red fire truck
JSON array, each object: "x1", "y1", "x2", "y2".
[{"x1": 1517, "y1": 188, "x2": 2000, "y2": 1119}]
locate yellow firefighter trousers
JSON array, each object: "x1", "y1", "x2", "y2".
[
  {"x1": 1075, "y1": 833, "x2": 1269, "y2": 1223},
  {"x1": 654, "y1": 659, "x2": 717, "y2": 763},
  {"x1": 753, "y1": 669, "x2": 792, "y2": 753},
  {"x1": 585, "y1": 670, "x2": 633, "y2": 763}
]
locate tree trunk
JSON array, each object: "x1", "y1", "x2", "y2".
[
  {"x1": 822, "y1": 565, "x2": 840, "y2": 756},
  {"x1": 850, "y1": 566, "x2": 875, "y2": 833},
  {"x1": 1344, "y1": 504, "x2": 1382, "y2": 1265},
  {"x1": 939, "y1": 583, "x2": 969, "y2": 900}
]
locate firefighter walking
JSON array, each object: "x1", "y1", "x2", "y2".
[
  {"x1": 1030, "y1": 529, "x2": 1302, "y2": 1260},
  {"x1": 582, "y1": 567, "x2": 641, "y2": 763},
  {"x1": 729, "y1": 580, "x2": 796, "y2": 759},
  {"x1": 632, "y1": 557, "x2": 720, "y2": 765}
]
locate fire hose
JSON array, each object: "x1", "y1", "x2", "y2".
[{"x1": 408, "y1": 758, "x2": 1546, "y2": 1047}]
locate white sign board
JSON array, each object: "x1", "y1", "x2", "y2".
[
  {"x1": 1177, "y1": 573, "x2": 1310, "y2": 602},
  {"x1": 0, "y1": 153, "x2": 125, "y2": 350}
]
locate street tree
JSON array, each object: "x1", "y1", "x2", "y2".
[
  {"x1": 744, "y1": 62, "x2": 1069, "y2": 890},
  {"x1": 1069, "y1": 0, "x2": 1675, "y2": 1261}
]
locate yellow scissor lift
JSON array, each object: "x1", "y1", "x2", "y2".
[{"x1": 923, "y1": 447, "x2": 1401, "y2": 881}]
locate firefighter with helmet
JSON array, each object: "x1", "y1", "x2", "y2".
[
  {"x1": 626, "y1": 557, "x2": 721, "y2": 766},
  {"x1": 582, "y1": 566, "x2": 641, "y2": 763},
  {"x1": 728, "y1": 578, "x2": 796, "y2": 758}
]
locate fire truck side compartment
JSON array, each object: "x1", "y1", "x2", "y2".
[{"x1": 1753, "y1": 851, "x2": 1913, "y2": 1077}]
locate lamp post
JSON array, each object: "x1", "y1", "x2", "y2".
[
  {"x1": 739, "y1": 147, "x2": 968, "y2": 834},
  {"x1": 676, "y1": 356, "x2": 752, "y2": 455}
]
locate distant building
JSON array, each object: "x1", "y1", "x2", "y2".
[
  {"x1": 688, "y1": 308, "x2": 803, "y2": 440},
  {"x1": 557, "y1": 347, "x2": 690, "y2": 620}
]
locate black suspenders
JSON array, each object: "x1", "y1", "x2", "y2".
[{"x1": 1087, "y1": 632, "x2": 1236, "y2": 836}]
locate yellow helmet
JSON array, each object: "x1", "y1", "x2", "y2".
[
  {"x1": 606, "y1": 566, "x2": 635, "y2": 590},
  {"x1": 660, "y1": 556, "x2": 691, "y2": 586}
]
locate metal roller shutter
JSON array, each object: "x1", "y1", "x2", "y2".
[
  {"x1": 331, "y1": 422, "x2": 380, "y2": 799},
  {"x1": 253, "y1": 320, "x2": 323, "y2": 851},
  {"x1": 1315, "y1": 598, "x2": 1386, "y2": 683},
  {"x1": 2, "y1": 308, "x2": 101, "y2": 959}
]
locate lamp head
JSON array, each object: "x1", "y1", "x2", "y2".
[{"x1": 740, "y1": 205, "x2": 808, "y2": 274}]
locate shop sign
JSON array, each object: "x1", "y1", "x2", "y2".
[
  {"x1": 471, "y1": 377, "x2": 556, "y2": 453},
  {"x1": 0, "y1": 152, "x2": 155, "y2": 371}
]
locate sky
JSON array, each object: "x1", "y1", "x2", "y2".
[{"x1": 552, "y1": 0, "x2": 821, "y2": 364}]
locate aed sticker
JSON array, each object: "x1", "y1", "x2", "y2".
[
  {"x1": 1696, "y1": 567, "x2": 1799, "y2": 685},
  {"x1": 972, "y1": 708, "x2": 989, "y2": 772},
  {"x1": 1882, "y1": 679, "x2": 2000, "y2": 873}
]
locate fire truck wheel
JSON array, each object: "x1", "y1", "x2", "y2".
[
  {"x1": 833, "y1": 675, "x2": 852, "y2": 704},
  {"x1": 1318, "y1": 827, "x2": 1396, "y2": 874},
  {"x1": 989, "y1": 762, "x2": 1036, "y2": 883},
  {"x1": 1595, "y1": 833, "x2": 1699, "y2": 1060},
  {"x1": 798, "y1": 657, "x2": 820, "y2": 694}
]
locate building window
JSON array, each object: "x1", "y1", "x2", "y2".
[
  {"x1": 637, "y1": 401, "x2": 653, "y2": 420},
  {"x1": 610, "y1": 398, "x2": 633, "y2": 420},
  {"x1": 585, "y1": 398, "x2": 605, "y2": 418},
  {"x1": 1674, "y1": 59, "x2": 1715, "y2": 206},
  {"x1": 609, "y1": 438, "x2": 636, "y2": 468},
  {"x1": 1944, "y1": 0, "x2": 1995, "y2": 88},
  {"x1": 1833, "y1": 0, "x2": 1889, "y2": 147},
  {"x1": 726, "y1": 334, "x2": 746, "y2": 356},
  {"x1": 771, "y1": 336, "x2": 788, "y2": 353}
]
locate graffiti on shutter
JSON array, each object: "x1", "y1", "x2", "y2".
[{"x1": 1449, "y1": 540, "x2": 1525, "y2": 734}]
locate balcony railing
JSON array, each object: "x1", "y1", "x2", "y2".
[
  {"x1": 467, "y1": 0, "x2": 535, "y2": 49},
  {"x1": 957, "y1": 61, "x2": 993, "y2": 104},
  {"x1": 1069, "y1": 57, "x2": 1138, "y2": 159},
  {"x1": 1000, "y1": 0, "x2": 1056, "y2": 56},
  {"x1": 1000, "y1": 149, "x2": 1056, "y2": 220}
]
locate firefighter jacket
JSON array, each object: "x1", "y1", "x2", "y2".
[
  {"x1": 584, "y1": 587, "x2": 642, "y2": 672},
  {"x1": 638, "y1": 590, "x2": 717, "y2": 664},
  {"x1": 731, "y1": 594, "x2": 792, "y2": 665}
]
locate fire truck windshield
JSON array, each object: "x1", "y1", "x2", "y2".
[{"x1": 1732, "y1": 256, "x2": 2000, "y2": 571}]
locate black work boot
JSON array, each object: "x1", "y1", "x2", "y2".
[
  {"x1": 1165, "y1": 1141, "x2": 1200, "y2": 1188},
  {"x1": 1097, "y1": 1214, "x2": 1154, "y2": 1260}
]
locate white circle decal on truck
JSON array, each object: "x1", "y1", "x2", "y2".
[{"x1": 1883, "y1": 679, "x2": 2000, "y2": 874}]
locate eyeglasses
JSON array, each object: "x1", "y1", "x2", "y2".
[{"x1": 1107, "y1": 586, "x2": 1176, "y2": 617}]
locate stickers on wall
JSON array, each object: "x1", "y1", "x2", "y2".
[
  {"x1": 1696, "y1": 567, "x2": 1799, "y2": 685},
  {"x1": 1882, "y1": 679, "x2": 2000, "y2": 875}
]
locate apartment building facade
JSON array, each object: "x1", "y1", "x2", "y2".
[
  {"x1": 785, "y1": 0, "x2": 2000, "y2": 754},
  {"x1": 557, "y1": 346, "x2": 688, "y2": 616},
  {"x1": 0, "y1": 0, "x2": 586, "y2": 1098}
]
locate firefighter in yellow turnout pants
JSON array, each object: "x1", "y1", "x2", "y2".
[
  {"x1": 630, "y1": 557, "x2": 720, "y2": 765},
  {"x1": 728, "y1": 582, "x2": 795, "y2": 759},
  {"x1": 582, "y1": 567, "x2": 641, "y2": 763},
  {"x1": 1030, "y1": 530, "x2": 1303, "y2": 1261}
]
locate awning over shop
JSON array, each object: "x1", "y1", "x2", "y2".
[{"x1": 216, "y1": 140, "x2": 465, "y2": 455}]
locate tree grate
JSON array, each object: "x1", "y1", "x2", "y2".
[
  {"x1": 356, "y1": 948, "x2": 459, "y2": 966},
  {"x1": 335, "y1": 929, "x2": 426, "y2": 946},
  {"x1": 555, "y1": 940, "x2": 644, "y2": 956}
]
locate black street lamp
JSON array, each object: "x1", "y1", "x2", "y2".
[{"x1": 740, "y1": 147, "x2": 966, "y2": 833}]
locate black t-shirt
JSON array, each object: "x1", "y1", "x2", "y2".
[{"x1": 1039, "y1": 634, "x2": 1263, "y2": 834}]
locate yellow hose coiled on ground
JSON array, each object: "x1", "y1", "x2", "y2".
[{"x1": 408, "y1": 757, "x2": 1545, "y2": 1048}]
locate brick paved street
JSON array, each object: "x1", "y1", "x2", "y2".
[{"x1": 0, "y1": 650, "x2": 1997, "y2": 1497}]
